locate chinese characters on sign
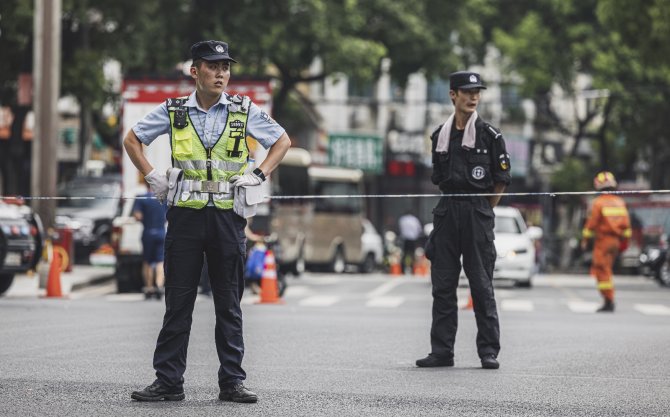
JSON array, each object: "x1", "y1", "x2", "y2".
[{"x1": 328, "y1": 133, "x2": 382, "y2": 173}]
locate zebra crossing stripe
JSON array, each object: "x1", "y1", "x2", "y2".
[
  {"x1": 299, "y1": 296, "x2": 340, "y2": 307},
  {"x1": 634, "y1": 304, "x2": 670, "y2": 316},
  {"x1": 501, "y1": 299, "x2": 534, "y2": 312},
  {"x1": 366, "y1": 296, "x2": 405, "y2": 308},
  {"x1": 567, "y1": 301, "x2": 601, "y2": 313}
]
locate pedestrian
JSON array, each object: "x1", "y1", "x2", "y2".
[
  {"x1": 132, "y1": 185, "x2": 167, "y2": 300},
  {"x1": 417, "y1": 71, "x2": 511, "y2": 370},
  {"x1": 124, "y1": 40, "x2": 291, "y2": 403},
  {"x1": 580, "y1": 171, "x2": 631, "y2": 312},
  {"x1": 398, "y1": 210, "x2": 423, "y2": 274}
]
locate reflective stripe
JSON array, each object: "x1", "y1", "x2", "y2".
[
  {"x1": 597, "y1": 281, "x2": 614, "y2": 290},
  {"x1": 582, "y1": 228, "x2": 594, "y2": 238},
  {"x1": 174, "y1": 159, "x2": 244, "y2": 172},
  {"x1": 622, "y1": 228, "x2": 632, "y2": 238},
  {"x1": 180, "y1": 179, "x2": 232, "y2": 193},
  {"x1": 602, "y1": 206, "x2": 628, "y2": 217}
]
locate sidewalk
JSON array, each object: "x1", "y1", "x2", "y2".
[{"x1": 4, "y1": 265, "x2": 114, "y2": 298}]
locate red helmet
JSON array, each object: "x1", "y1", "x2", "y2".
[{"x1": 593, "y1": 171, "x2": 618, "y2": 191}]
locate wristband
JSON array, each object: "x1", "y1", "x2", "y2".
[{"x1": 252, "y1": 168, "x2": 266, "y2": 182}]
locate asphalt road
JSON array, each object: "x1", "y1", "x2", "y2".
[{"x1": 1, "y1": 273, "x2": 669, "y2": 416}]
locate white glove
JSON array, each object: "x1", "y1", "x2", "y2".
[
  {"x1": 145, "y1": 169, "x2": 169, "y2": 203},
  {"x1": 230, "y1": 172, "x2": 263, "y2": 187}
]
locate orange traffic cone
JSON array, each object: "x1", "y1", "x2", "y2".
[
  {"x1": 257, "y1": 250, "x2": 284, "y2": 304},
  {"x1": 390, "y1": 261, "x2": 402, "y2": 276},
  {"x1": 413, "y1": 251, "x2": 430, "y2": 277},
  {"x1": 388, "y1": 253, "x2": 402, "y2": 276},
  {"x1": 461, "y1": 293, "x2": 473, "y2": 310},
  {"x1": 46, "y1": 245, "x2": 64, "y2": 298}
]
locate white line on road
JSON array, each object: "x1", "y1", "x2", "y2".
[
  {"x1": 567, "y1": 301, "x2": 600, "y2": 313},
  {"x1": 283, "y1": 285, "x2": 312, "y2": 298},
  {"x1": 241, "y1": 295, "x2": 260, "y2": 305},
  {"x1": 501, "y1": 299, "x2": 534, "y2": 312},
  {"x1": 366, "y1": 279, "x2": 405, "y2": 298},
  {"x1": 299, "y1": 296, "x2": 340, "y2": 307},
  {"x1": 366, "y1": 296, "x2": 405, "y2": 308},
  {"x1": 634, "y1": 304, "x2": 670, "y2": 316}
]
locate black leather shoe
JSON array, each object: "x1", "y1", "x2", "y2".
[
  {"x1": 131, "y1": 381, "x2": 185, "y2": 401},
  {"x1": 481, "y1": 355, "x2": 500, "y2": 369},
  {"x1": 219, "y1": 383, "x2": 258, "y2": 403},
  {"x1": 416, "y1": 354, "x2": 454, "y2": 368},
  {"x1": 596, "y1": 300, "x2": 615, "y2": 312}
]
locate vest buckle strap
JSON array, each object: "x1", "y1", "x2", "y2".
[{"x1": 182, "y1": 179, "x2": 231, "y2": 194}]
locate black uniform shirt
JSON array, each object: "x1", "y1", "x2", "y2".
[{"x1": 431, "y1": 117, "x2": 511, "y2": 193}]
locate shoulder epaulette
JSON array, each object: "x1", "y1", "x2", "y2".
[
  {"x1": 226, "y1": 93, "x2": 251, "y2": 114},
  {"x1": 165, "y1": 97, "x2": 188, "y2": 111},
  {"x1": 484, "y1": 123, "x2": 502, "y2": 140}
]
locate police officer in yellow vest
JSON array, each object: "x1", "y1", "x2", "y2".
[{"x1": 124, "y1": 40, "x2": 291, "y2": 403}]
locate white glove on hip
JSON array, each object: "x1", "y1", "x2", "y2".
[
  {"x1": 230, "y1": 173, "x2": 263, "y2": 188},
  {"x1": 145, "y1": 169, "x2": 169, "y2": 203}
]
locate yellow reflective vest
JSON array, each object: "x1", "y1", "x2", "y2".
[{"x1": 167, "y1": 95, "x2": 251, "y2": 209}]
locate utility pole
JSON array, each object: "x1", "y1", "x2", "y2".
[{"x1": 31, "y1": 0, "x2": 61, "y2": 231}]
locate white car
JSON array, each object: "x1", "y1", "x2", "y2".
[
  {"x1": 425, "y1": 206, "x2": 542, "y2": 287},
  {"x1": 360, "y1": 219, "x2": 384, "y2": 273},
  {"x1": 491, "y1": 206, "x2": 542, "y2": 287}
]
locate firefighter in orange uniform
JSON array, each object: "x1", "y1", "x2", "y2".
[{"x1": 581, "y1": 172, "x2": 632, "y2": 312}]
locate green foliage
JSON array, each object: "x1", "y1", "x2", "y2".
[
  {"x1": 0, "y1": 0, "x2": 33, "y2": 105},
  {"x1": 550, "y1": 158, "x2": 591, "y2": 193}
]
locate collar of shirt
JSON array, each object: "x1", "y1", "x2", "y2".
[{"x1": 183, "y1": 91, "x2": 232, "y2": 112}]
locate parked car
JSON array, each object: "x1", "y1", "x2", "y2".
[
  {"x1": 425, "y1": 205, "x2": 542, "y2": 287},
  {"x1": 55, "y1": 175, "x2": 122, "y2": 264},
  {"x1": 360, "y1": 219, "x2": 384, "y2": 273},
  {"x1": 491, "y1": 206, "x2": 542, "y2": 287},
  {"x1": 0, "y1": 200, "x2": 43, "y2": 295}
]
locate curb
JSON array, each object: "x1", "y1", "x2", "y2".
[{"x1": 70, "y1": 274, "x2": 115, "y2": 292}]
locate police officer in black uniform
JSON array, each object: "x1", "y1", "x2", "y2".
[{"x1": 416, "y1": 71, "x2": 511, "y2": 370}]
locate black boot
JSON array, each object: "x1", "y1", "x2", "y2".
[
  {"x1": 596, "y1": 300, "x2": 615, "y2": 312},
  {"x1": 481, "y1": 355, "x2": 500, "y2": 369},
  {"x1": 219, "y1": 383, "x2": 258, "y2": 403},
  {"x1": 416, "y1": 354, "x2": 454, "y2": 368},
  {"x1": 131, "y1": 381, "x2": 185, "y2": 401}
]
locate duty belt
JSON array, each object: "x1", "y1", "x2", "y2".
[{"x1": 180, "y1": 179, "x2": 232, "y2": 194}]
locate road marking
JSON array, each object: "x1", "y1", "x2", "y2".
[
  {"x1": 241, "y1": 295, "x2": 260, "y2": 305},
  {"x1": 366, "y1": 296, "x2": 405, "y2": 308},
  {"x1": 634, "y1": 304, "x2": 670, "y2": 316},
  {"x1": 70, "y1": 282, "x2": 116, "y2": 299},
  {"x1": 501, "y1": 299, "x2": 534, "y2": 312},
  {"x1": 298, "y1": 296, "x2": 340, "y2": 307},
  {"x1": 567, "y1": 301, "x2": 600, "y2": 313},
  {"x1": 283, "y1": 285, "x2": 312, "y2": 297},
  {"x1": 366, "y1": 279, "x2": 404, "y2": 298}
]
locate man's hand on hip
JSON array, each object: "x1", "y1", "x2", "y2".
[
  {"x1": 230, "y1": 173, "x2": 263, "y2": 187},
  {"x1": 145, "y1": 169, "x2": 169, "y2": 203}
]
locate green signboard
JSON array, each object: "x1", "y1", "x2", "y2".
[{"x1": 328, "y1": 133, "x2": 383, "y2": 173}]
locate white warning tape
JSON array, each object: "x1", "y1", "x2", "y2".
[{"x1": 2, "y1": 189, "x2": 670, "y2": 201}]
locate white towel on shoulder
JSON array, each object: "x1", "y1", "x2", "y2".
[{"x1": 436, "y1": 111, "x2": 478, "y2": 153}]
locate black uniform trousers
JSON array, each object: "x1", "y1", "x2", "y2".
[
  {"x1": 427, "y1": 195, "x2": 500, "y2": 359},
  {"x1": 153, "y1": 206, "x2": 247, "y2": 390}
]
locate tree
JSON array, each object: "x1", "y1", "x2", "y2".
[
  {"x1": 594, "y1": 0, "x2": 670, "y2": 188},
  {"x1": 0, "y1": 0, "x2": 33, "y2": 195}
]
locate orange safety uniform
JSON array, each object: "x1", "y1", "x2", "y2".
[{"x1": 582, "y1": 194, "x2": 632, "y2": 302}]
